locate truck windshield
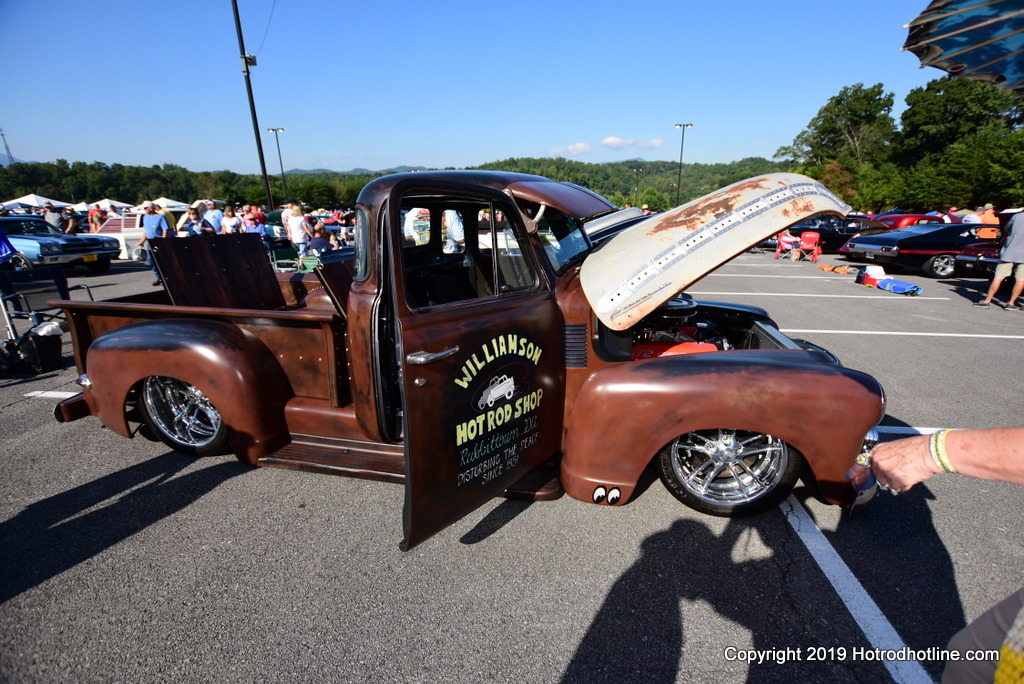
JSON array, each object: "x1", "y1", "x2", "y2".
[{"x1": 533, "y1": 207, "x2": 591, "y2": 272}]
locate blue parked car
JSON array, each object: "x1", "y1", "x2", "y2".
[{"x1": 0, "y1": 216, "x2": 120, "y2": 272}]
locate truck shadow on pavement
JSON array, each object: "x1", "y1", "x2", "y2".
[
  {"x1": 0, "y1": 453, "x2": 248, "y2": 604},
  {"x1": 559, "y1": 491, "x2": 965, "y2": 683}
]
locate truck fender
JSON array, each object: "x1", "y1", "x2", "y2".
[
  {"x1": 85, "y1": 319, "x2": 293, "y2": 464},
  {"x1": 560, "y1": 350, "x2": 884, "y2": 507}
]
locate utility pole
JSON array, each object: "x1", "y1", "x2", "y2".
[
  {"x1": 0, "y1": 127, "x2": 13, "y2": 166},
  {"x1": 230, "y1": 0, "x2": 274, "y2": 210}
]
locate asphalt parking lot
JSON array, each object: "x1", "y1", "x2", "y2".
[{"x1": 1, "y1": 253, "x2": 1022, "y2": 683}]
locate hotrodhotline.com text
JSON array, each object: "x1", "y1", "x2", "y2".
[{"x1": 722, "y1": 646, "x2": 1000, "y2": 665}]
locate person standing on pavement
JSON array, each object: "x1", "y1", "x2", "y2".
[
  {"x1": 136, "y1": 201, "x2": 170, "y2": 286},
  {"x1": 285, "y1": 201, "x2": 313, "y2": 256},
  {"x1": 202, "y1": 200, "x2": 224, "y2": 233},
  {"x1": 975, "y1": 211, "x2": 1024, "y2": 309},
  {"x1": 41, "y1": 203, "x2": 69, "y2": 233}
]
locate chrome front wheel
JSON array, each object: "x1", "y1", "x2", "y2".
[
  {"x1": 139, "y1": 376, "x2": 227, "y2": 456},
  {"x1": 657, "y1": 428, "x2": 801, "y2": 516}
]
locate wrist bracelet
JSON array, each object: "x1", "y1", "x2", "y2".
[{"x1": 929, "y1": 429, "x2": 957, "y2": 474}]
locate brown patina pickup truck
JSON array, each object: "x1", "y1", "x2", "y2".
[{"x1": 54, "y1": 171, "x2": 884, "y2": 548}]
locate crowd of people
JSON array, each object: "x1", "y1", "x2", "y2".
[{"x1": 128, "y1": 199, "x2": 356, "y2": 284}]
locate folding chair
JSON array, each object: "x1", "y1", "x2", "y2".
[
  {"x1": 271, "y1": 246, "x2": 299, "y2": 272},
  {"x1": 791, "y1": 231, "x2": 822, "y2": 262},
  {"x1": 0, "y1": 267, "x2": 94, "y2": 340},
  {"x1": 774, "y1": 232, "x2": 798, "y2": 259},
  {"x1": 299, "y1": 255, "x2": 320, "y2": 273}
]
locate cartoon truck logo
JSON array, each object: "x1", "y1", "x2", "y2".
[{"x1": 478, "y1": 374, "x2": 516, "y2": 409}]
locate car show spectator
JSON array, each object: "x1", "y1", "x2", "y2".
[
  {"x1": 220, "y1": 206, "x2": 242, "y2": 234},
  {"x1": 155, "y1": 204, "x2": 177, "y2": 235},
  {"x1": 975, "y1": 210, "x2": 1024, "y2": 309},
  {"x1": 848, "y1": 426, "x2": 1024, "y2": 684},
  {"x1": 979, "y1": 203, "x2": 999, "y2": 224},
  {"x1": 285, "y1": 201, "x2": 313, "y2": 256},
  {"x1": 88, "y1": 205, "x2": 106, "y2": 233},
  {"x1": 41, "y1": 203, "x2": 69, "y2": 233},
  {"x1": 181, "y1": 208, "x2": 212, "y2": 236},
  {"x1": 202, "y1": 200, "x2": 224, "y2": 233},
  {"x1": 136, "y1": 201, "x2": 171, "y2": 286},
  {"x1": 308, "y1": 223, "x2": 333, "y2": 255},
  {"x1": 962, "y1": 207, "x2": 983, "y2": 224},
  {"x1": 442, "y1": 208, "x2": 464, "y2": 253},
  {"x1": 241, "y1": 207, "x2": 267, "y2": 235}
]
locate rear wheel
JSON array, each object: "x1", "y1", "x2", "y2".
[
  {"x1": 923, "y1": 254, "x2": 956, "y2": 278},
  {"x1": 657, "y1": 428, "x2": 802, "y2": 516},
  {"x1": 138, "y1": 376, "x2": 227, "y2": 456}
]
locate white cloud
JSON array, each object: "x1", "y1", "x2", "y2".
[
  {"x1": 601, "y1": 136, "x2": 666, "y2": 150},
  {"x1": 549, "y1": 142, "x2": 592, "y2": 157},
  {"x1": 601, "y1": 136, "x2": 633, "y2": 150}
]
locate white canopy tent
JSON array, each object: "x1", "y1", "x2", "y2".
[
  {"x1": 153, "y1": 197, "x2": 190, "y2": 210},
  {"x1": 129, "y1": 197, "x2": 191, "y2": 213},
  {"x1": 1, "y1": 193, "x2": 71, "y2": 210},
  {"x1": 70, "y1": 198, "x2": 133, "y2": 213}
]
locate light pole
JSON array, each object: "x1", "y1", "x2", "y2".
[
  {"x1": 675, "y1": 123, "x2": 693, "y2": 207},
  {"x1": 268, "y1": 128, "x2": 287, "y2": 201}
]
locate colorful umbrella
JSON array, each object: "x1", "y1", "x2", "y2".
[{"x1": 904, "y1": 0, "x2": 1024, "y2": 91}]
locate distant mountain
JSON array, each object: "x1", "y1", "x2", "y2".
[
  {"x1": 0, "y1": 153, "x2": 28, "y2": 166},
  {"x1": 287, "y1": 165, "x2": 429, "y2": 176}
]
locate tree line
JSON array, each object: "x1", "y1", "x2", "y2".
[{"x1": 2, "y1": 75, "x2": 1021, "y2": 214}]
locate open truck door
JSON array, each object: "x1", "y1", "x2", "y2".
[{"x1": 384, "y1": 181, "x2": 565, "y2": 550}]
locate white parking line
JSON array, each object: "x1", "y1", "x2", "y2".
[
  {"x1": 783, "y1": 496, "x2": 934, "y2": 684},
  {"x1": 692, "y1": 291, "x2": 948, "y2": 300},
  {"x1": 24, "y1": 391, "x2": 78, "y2": 399},
  {"x1": 782, "y1": 329, "x2": 1024, "y2": 340},
  {"x1": 877, "y1": 426, "x2": 943, "y2": 436},
  {"x1": 705, "y1": 273, "x2": 851, "y2": 279}
]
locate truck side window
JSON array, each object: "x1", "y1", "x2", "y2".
[{"x1": 399, "y1": 198, "x2": 535, "y2": 308}]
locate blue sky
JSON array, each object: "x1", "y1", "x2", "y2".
[{"x1": 2, "y1": 0, "x2": 944, "y2": 175}]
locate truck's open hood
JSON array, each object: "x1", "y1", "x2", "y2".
[{"x1": 580, "y1": 174, "x2": 851, "y2": 331}]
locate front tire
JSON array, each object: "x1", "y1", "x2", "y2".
[
  {"x1": 923, "y1": 254, "x2": 956, "y2": 278},
  {"x1": 9, "y1": 253, "x2": 32, "y2": 271},
  {"x1": 138, "y1": 376, "x2": 227, "y2": 456},
  {"x1": 657, "y1": 428, "x2": 802, "y2": 517}
]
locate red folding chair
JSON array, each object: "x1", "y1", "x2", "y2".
[{"x1": 792, "y1": 231, "x2": 822, "y2": 262}]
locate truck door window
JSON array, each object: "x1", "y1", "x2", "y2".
[{"x1": 399, "y1": 198, "x2": 536, "y2": 308}]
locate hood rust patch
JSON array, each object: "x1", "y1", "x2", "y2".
[{"x1": 644, "y1": 177, "x2": 776, "y2": 236}]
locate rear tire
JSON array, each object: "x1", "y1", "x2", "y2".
[
  {"x1": 923, "y1": 254, "x2": 956, "y2": 278},
  {"x1": 138, "y1": 376, "x2": 227, "y2": 456}
]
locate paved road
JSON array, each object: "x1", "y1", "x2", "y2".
[{"x1": 1, "y1": 254, "x2": 1021, "y2": 683}]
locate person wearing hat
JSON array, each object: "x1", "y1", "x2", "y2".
[
  {"x1": 136, "y1": 201, "x2": 171, "y2": 286},
  {"x1": 962, "y1": 207, "x2": 984, "y2": 224},
  {"x1": 202, "y1": 200, "x2": 224, "y2": 233},
  {"x1": 980, "y1": 203, "x2": 998, "y2": 224},
  {"x1": 42, "y1": 202, "x2": 69, "y2": 233}
]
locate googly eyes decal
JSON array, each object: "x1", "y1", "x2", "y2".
[{"x1": 592, "y1": 486, "x2": 621, "y2": 504}]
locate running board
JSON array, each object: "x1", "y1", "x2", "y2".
[{"x1": 259, "y1": 435, "x2": 564, "y2": 501}]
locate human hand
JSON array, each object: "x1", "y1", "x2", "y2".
[{"x1": 851, "y1": 435, "x2": 941, "y2": 493}]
